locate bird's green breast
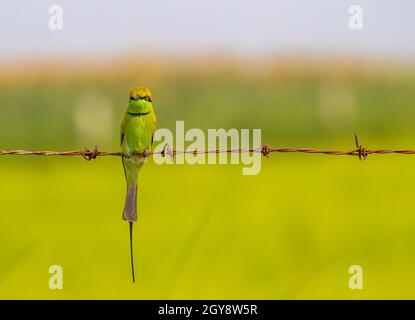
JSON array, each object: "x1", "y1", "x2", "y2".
[{"x1": 122, "y1": 112, "x2": 157, "y2": 155}]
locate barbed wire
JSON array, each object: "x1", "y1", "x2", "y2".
[{"x1": 1, "y1": 134, "x2": 415, "y2": 161}]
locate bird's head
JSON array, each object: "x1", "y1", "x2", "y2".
[{"x1": 127, "y1": 87, "x2": 153, "y2": 116}]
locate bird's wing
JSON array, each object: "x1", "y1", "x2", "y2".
[
  {"x1": 121, "y1": 115, "x2": 126, "y2": 146},
  {"x1": 121, "y1": 115, "x2": 127, "y2": 180},
  {"x1": 151, "y1": 120, "x2": 157, "y2": 147}
]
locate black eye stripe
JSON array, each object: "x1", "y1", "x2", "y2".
[{"x1": 129, "y1": 96, "x2": 152, "y2": 102}]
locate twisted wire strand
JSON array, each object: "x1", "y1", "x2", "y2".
[{"x1": 1, "y1": 135, "x2": 415, "y2": 161}]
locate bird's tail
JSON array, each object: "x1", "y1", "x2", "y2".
[
  {"x1": 123, "y1": 186, "x2": 137, "y2": 282},
  {"x1": 123, "y1": 185, "x2": 138, "y2": 222},
  {"x1": 129, "y1": 221, "x2": 135, "y2": 283}
]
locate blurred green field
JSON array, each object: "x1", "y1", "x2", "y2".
[
  {"x1": 1, "y1": 57, "x2": 415, "y2": 299},
  {"x1": 2, "y1": 155, "x2": 415, "y2": 299}
]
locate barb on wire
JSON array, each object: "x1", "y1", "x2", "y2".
[
  {"x1": 1, "y1": 134, "x2": 415, "y2": 161},
  {"x1": 354, "y1": 133, "x2": 367, "y2": 160}
]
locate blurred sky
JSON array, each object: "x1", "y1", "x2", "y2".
[{"x1": 0, "y1": 0, "x2": 414, "y2": 60}]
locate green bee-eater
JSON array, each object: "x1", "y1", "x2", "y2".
[{"x1": 121, "y1": 87, "x2": 157, "y2": 282}]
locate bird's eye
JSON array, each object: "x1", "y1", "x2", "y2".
[{"x1": 143, "y1": 96, "x2": 152, "y2": 102}]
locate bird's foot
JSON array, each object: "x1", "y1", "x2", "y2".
[{"x1": 122, "y1": 152, "x2": 131, "y2": 159}]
